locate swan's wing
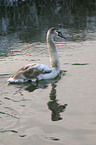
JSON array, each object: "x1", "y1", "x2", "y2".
[
  {"x1": 8, "y1": 64, "x2": 52, "y2": 82},
  {"x1": 23, "y1": 64, "x2": 52, "y2": 79}
]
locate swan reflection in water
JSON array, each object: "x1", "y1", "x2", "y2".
[
  {"x1": 24, "y1": 71, "x2": 67, "y2": 121},
  {"x1": 48, "y1": 83, "x2": 67, "y2": 121}
]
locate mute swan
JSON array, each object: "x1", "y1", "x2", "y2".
[{"x1": 7, "y1": 27, "x2": 65, "y2": 83}]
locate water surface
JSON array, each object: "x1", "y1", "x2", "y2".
[
  {"x1": 0, "y1": 37, "x2": 96, "y2": 145},
  {"x1": 0, "y1": 1, "x2": 96, "y2": 145}
]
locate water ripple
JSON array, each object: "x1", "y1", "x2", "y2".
[{"x1": 0, "y1": 129, "x2": 18, "y2": 134}]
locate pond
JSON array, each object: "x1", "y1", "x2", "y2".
[{"x1": 0, "y1": 1, "x2": 96, "y2": 145}]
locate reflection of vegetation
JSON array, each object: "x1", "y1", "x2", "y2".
[
  {"x1": 47, "y1": 83, "x2": 67, "y2": 121},
  {"x1": 0, "y1": 0, "x2": 96, "y2": 41}
]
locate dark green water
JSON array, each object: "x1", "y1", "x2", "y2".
[{"x1": 0, "y1": 1, "x2": 96, "y2": 145}]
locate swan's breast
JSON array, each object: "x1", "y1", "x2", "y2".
[{"x1": 38, "y1": 68, "x2": 60, "y2": 80}]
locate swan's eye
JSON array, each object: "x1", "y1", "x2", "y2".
[{"x1": 57, "y1": 31, "x2": 66, "y2": 39}]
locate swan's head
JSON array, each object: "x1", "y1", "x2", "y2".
[{"x1": 47, "y1": 27, "x2": 66, "y2": 39}]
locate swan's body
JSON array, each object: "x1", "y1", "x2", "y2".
[{"x1": 7, "y1": 27, "x2": 65, "y2": 83}]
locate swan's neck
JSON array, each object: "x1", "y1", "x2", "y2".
[{"x1": 47, "y1": 34, "x2": 60, "y2": 71}]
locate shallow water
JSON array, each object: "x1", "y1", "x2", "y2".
[{"x1": 0, "y1": 31, "x2": 96, "y2": 144}]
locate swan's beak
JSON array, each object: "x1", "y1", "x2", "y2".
[{"x1": 58, "y1": 33, "x2": 66, "y2": 39}]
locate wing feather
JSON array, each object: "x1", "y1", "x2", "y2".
[
  {"x1": 12, "y1": 64, "x2": 52, "y2": 80},
  {"x1": 23, "y1": 64, "x2": 52, "y2": 79}
]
